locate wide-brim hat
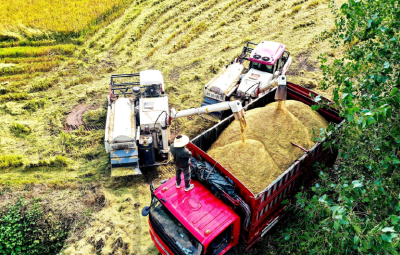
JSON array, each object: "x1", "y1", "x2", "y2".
[{"x1": 174, "y1": 135, "x2": 189, "y2": 148}]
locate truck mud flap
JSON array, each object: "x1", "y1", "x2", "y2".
[
  {"x1": 110, "y1": 149, "x2": 141, "y2": 177},
  {"x1": 110, "y1": 149, "x2": 139, "y2": 168}
]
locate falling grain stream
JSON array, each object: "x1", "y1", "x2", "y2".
[{"x1": 239, "y1": 117, "x2": 247, "y2": 142}]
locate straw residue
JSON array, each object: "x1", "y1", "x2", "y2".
[{"x1": 208, "y1": 100, "x2": 328, "y2": 194}]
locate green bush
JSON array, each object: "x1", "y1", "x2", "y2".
[
  {"x1": 10, "y1": 122, "x2": 31, "y2": 135},
  {"x1": 274, "y1": 0, "x2": 400, "y2": 254},
  {"x1": 0, "y1": 197, "x2": 68, "y2": 254},
  {"x1": 0, "y1": 155, "x2": 24, "y2": 169}
]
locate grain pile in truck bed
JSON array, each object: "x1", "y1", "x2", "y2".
[{"x1": 208, "y1": 100, "x2": 329, "y2": 194}]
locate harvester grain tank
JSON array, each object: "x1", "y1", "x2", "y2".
[
  {"x1": 202, "y1": 41, "x2": 292, "y2": 119},
  {"x1": 142, "y1": 82, "x2": 344, "y2": 255},
  {"x1": 104, "y1": 70, "x2": 246, "y2": 177}
]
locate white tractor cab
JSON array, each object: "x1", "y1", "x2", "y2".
[
  {"x1": 104, "y1": 70, "x2": 246, "y2": 177},
  {"x1": 202, "y1": 41, "x2": 292, "y2": 119}
]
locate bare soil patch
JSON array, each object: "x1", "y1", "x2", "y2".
[
  {"x1": 287, "y1": 52, "x2": 319, "y2": 75},
  {"x1": 66, "y1": 104, "x2": 91, "y2": 126}
]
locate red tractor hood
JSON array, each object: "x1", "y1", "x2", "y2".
[{"x1": 153, "y1": 176, "x2": 240, "y2": 245}]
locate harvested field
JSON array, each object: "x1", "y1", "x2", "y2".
[{"x1": 208, "y1": 100, "x2": 328, "y2": 194}]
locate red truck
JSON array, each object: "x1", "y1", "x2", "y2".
[{"x1": 141, "y1": 83, "x2": 344, "y2": 255}]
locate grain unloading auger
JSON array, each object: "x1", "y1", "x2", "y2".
[
  {"x1": 202, "y1": 41, "x2": 292, "y2": 119},
  {"x1": 104, "y1": 70, "x2": 245, "y2": 177}
]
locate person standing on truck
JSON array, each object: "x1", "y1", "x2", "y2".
[{"x1": 170, "y1": 134, "x2": 194, "y2": 191}]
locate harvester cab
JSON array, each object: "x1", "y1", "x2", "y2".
[
  {"x1": 201, "y1": 41, "x2": 292, "y2": 119},
  {"x1": 104, "y1": 70, "x2": 246, "y2": 177}
]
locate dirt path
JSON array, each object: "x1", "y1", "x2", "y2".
[{"x1": 66, "y1": 104, "x2": 90, "y2": 126}]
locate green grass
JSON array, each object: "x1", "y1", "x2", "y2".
[
  {"x1": 2, "y1": 56, "x2": 62, "y2": 64},
  {"x1": 293, "y1": 20, "x2": 316, "y2": 29},
  {"x1": 22, "y1": 98, "x2": 47, "y2": 111},
  {"x1": 0, "y1": 61, "x2": 60, "y2": 75},
  {"x1": 9, "y1": 122, "x2": 31, "y2": 135},
  {"x1": 0, "y1": 39, "x2": 56, "y2": 48},
  {"x1": 0, "y1": 45, "x2": 76, "y2": 58},
  {"x1": 29, "y1": 77, "x2": 58, "y2": 92},
  {"x1": 110, "y1": 29, "x2": 127, "y2": 47},
  {"x1": 308, "y1": 0, "x2": 321, "y2": 8},
  {"x1": 292, "y1": 0, "x2": 305, "y2": 7},
  {"x1": 0, "y1": 92, "x2": 30, "y2": 102},
  {"x1": 25, "y1": 155, "x2": 68, "y2": 168},
  {"x1": 290, "y1": 5, "x2": 303, "y2": 15},
  {"x1": 0, "y1": 155, "x2": 24, "y2": 169},
  {"x1": 82, "y1": 108, "x2": 107, "y2": 125},
  {"x1": 65, "y1": 75, "x2": 94, "y2": 89},
  {"x1": 0, "y1": 72, "x2": 41, "y2": 82}
]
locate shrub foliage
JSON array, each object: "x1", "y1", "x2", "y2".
[
  {"x1": 275, "y1": 0, "x2": 400, "y2": 254},
  {"x1": 0, "y1": 197, "x2": 68, "y2": 254}
]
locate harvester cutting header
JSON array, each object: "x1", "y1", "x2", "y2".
[
  {"x1": 202, "y1": 41, "x2": 292, "y2": 118},
  {"x1": 104, "y1": 70, "x2": 246, "y2": 177}
]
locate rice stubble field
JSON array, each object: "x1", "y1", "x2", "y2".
[{"x1": 0, "y1": 0, "x2": 344, "y2": 254}]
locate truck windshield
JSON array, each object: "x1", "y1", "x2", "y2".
[
  {"x1": 149, "y1": 196, "x2": 204, "y2": 255},
  {"x1": 249, "y1": 61, "x2": 274, "y2": 73}
]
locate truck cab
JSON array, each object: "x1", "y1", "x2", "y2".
[
  {"x1": 201, "y1": 41, "x2": 291, "y2": 118},
  {"x1": 147, "y1": 177, "x2": 240, "y2": 255},
  {"x1": 236, "y1": 41, "x2": 291, "y2": 101}
]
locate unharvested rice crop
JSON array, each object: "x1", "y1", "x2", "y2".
[
  {"x1": 208, "y1": 100, "x2": 328, "y2": 194},
  {"x1": 0, "y1": 0, "x2": 130, "y2": 34}
]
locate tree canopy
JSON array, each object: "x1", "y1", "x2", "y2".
[{"x1": 276, "y1": 0, "x2": 400, "y2": 253}]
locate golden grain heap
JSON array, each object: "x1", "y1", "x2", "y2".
[{"x1": 208, "y1": 100, "x2": 328, "y2": 194}]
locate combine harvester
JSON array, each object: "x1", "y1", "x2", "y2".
[
  {"x1": 142, "y1": 80, "x2": 344, "y2": 255},
  {"x1": 104, "y1": 70, "x2": 245, "y2": 177},
  {"x1": 202, "y1": 41, "x2": 292, "y2": 119}
]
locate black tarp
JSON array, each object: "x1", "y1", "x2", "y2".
[
  {"x1": 190, "y1": 158, "x2": 236, "y2": 196},
  {"x1": 190, "y1": 158, "x2": 252, "y2": 229}
]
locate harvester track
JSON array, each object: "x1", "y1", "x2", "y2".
[{"x1": 63, "y1": 123, "x2": 105, "y2": 131}]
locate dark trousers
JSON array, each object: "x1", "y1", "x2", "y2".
[{"x1": 175, "y1": 165, "x2": 191, "y2": 189}]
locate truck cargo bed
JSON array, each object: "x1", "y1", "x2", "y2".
[{"x1": 187, "y1": 82, "x2": 344, "y2": 248}]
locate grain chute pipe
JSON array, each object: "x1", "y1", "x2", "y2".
[
  {"x1": 170, "y1": 100, "x2": 245, "y2": 121},
  {"x1": 275, "y1": 75, "x2": 288, "y2": 101}
]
